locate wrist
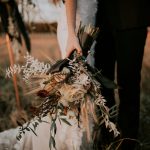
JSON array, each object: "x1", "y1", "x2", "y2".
[{"x1": 68, "y1": 29, "x2": 76, "y2": 37}]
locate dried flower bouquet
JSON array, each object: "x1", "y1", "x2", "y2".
[{"x1": 6, "y1": 24, "x2": 119, "y2": 149}]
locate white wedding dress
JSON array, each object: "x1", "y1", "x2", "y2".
[
  {"x1": 0, "y1": 0, "x2": 97, "y2": 150},
  {"x1": 57, "y1": 0, "x2": 97, "y2": 65}
]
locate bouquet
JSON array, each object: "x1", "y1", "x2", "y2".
[{"x1": 6, "y1": 24, "x2": 119, "y2": 149}]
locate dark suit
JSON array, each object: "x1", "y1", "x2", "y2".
[{"x1": 95, "y1": 0, "x2": 150, "y2": 149}]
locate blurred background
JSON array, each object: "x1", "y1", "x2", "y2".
[{"x1": 0, "y1": 0, "x2": 150, "y2": 149}]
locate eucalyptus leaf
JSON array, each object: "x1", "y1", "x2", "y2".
[
  {"x1": 60, "y1": 118, "x2": 72, "y2": 126},
  {"x1": 29, "y1": 127, "x2": 37, "y2": 136},
  {"x1": 51, "y1": 136, "x2": 56, "y2": 149},
  {"x1": 16, "y1": 134, "x2": 22, "y2": 141},
  {"x1": 25, "y1": 127, "x2": 30, "y2": 131},
  {"x1": 32, "y1": 121, "x2": 39, "y2": 130}
]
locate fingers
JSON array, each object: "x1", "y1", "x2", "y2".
[
  {"x1": 76, "y1": 44, "x2": 82, "y2": 55},
  {"x1": 66, "y1": 46, "x2": 82, "y2": 58},
  {"x1": 66, "y1": 48, "x2": 75, "y2": 58},
  {"x1": 65, "y1": 36, "x2": 82, "y2": 58}
]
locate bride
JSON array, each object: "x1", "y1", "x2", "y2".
[
  {"x1": 0, "y1": 0, "x2": 112, "y2": 150},
  {"x1": 56, "y1": 0, "x2": 97, "y2": 63}
]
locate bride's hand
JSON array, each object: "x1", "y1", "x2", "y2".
[{"x1": 65, "y1": 34, "x2": 82, "y2": 58}]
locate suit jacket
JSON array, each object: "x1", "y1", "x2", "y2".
[{"x1": 96, "y1": 0, "x2": 150, "y2": 30}]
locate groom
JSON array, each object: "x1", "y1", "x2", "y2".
[{"x1": 95, "y1": 0, "x2": 150, "y2": 149}]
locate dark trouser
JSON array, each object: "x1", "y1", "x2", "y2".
[{"x1": 95, "y1": 27, "x2": 147, "y2": 149}]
